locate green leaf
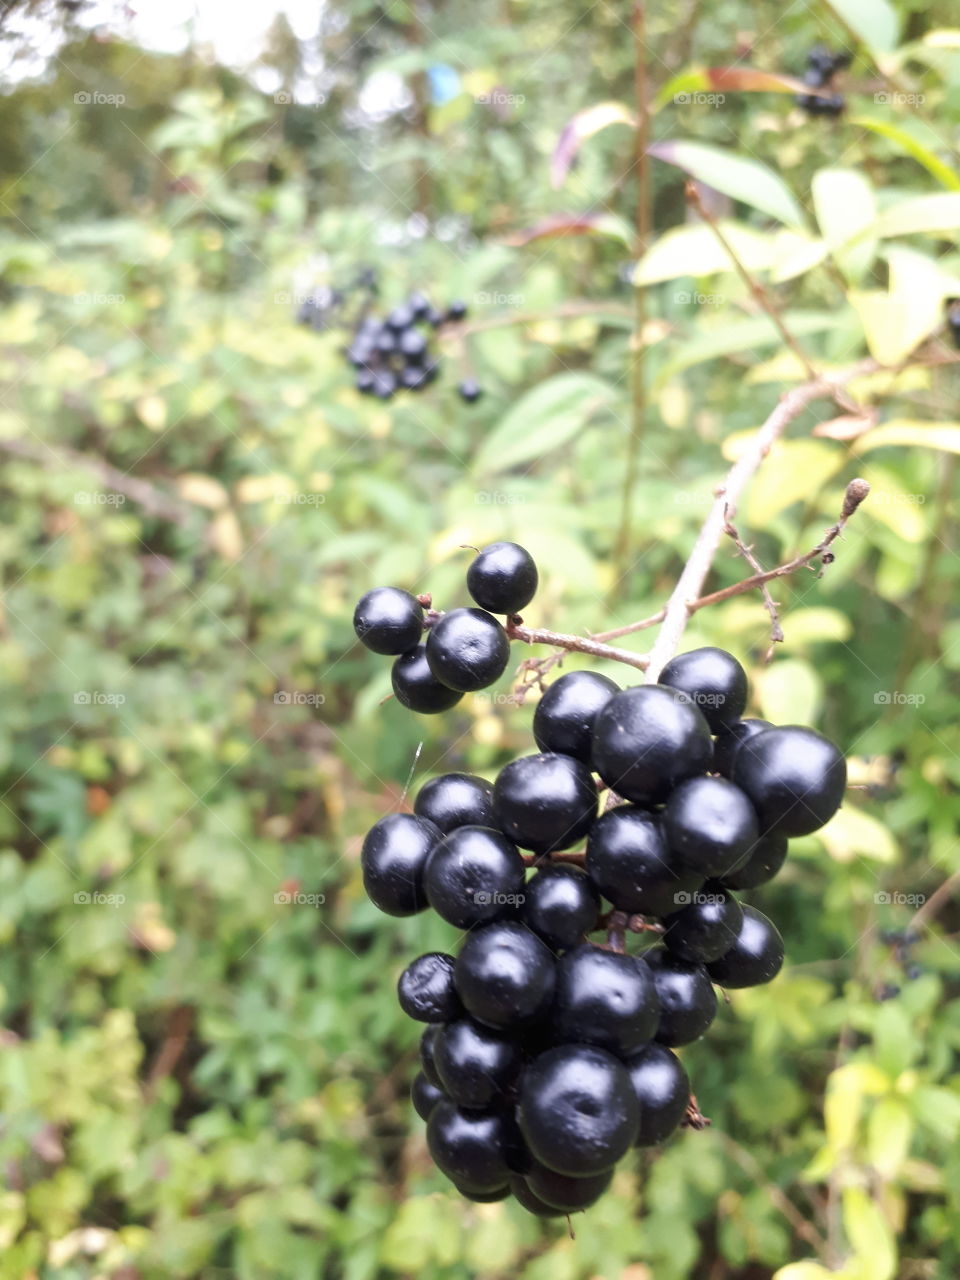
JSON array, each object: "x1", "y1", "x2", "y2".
[
  {"x1": 743, "y1": 439, "x2": 846, "y2": 525},
  {"x1": 648, "y1": 140, "x2": 806, "y2": 227},
  {"x1": 842, "y1": 1186, "x2": 897, "y2": 1280},
  {"x1": 853, "y1": 420, "x2": 960, "y2": 455},
  {"x1": 825, "y1": 0, "x2": 900, "y2": 55},
  {"x1": 872, "y1": 192, "x2": 960, "y2": 237},
  {"x1": 849, "y1": 247, "x2": 949, "y2": 364},
  {"x1": 849, "y1": 117, "x2": 960, "y2": 191},
  {"x1": 867, "y1": 1096, "x2": 913, "y2": 1177},
  {"x1": 812, "y1": 168, "x2": 877, "y2": 281},
  {"x1": 635, "y1": 222, "x2": 775, "y2": 284},
  {"x1": 756, "y1": 660, "x2": 822, "y2": 725},
  {"x1": 473, "y1": 373, "x2": 617, "y2": 474},
  {"x1": 655, "y1": 313, "x2": 841, "y2": 384},
  {"x1": 820, "y1": 804, "x2": 898, "y2": 864}
]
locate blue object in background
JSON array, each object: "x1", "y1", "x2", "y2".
[{"x1": 428, "y1": 64, "x2": 462, "y2": 104}]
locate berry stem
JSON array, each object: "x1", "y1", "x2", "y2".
[{"x1": 505, "y1": 617, "x2": 650, "y2": 672}]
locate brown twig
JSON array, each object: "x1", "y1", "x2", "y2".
[
  {"x1": 722, "y1": 511, "x2": 784, "y2": 652},
  {"x1": 911, "y1": 869, "x2": 960, "y2": 932},
  {"x1": 718, "y1": 1131, "x2": 829, "y2": 1255},
  {"x1": 682, "y1": 1093, "x2": 712, "y2": 1130},
  {"x1": 505, "y1": 617, "x2": 651, "y2": 672}
]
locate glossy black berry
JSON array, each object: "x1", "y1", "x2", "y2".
[
  {"x1": 458, "y1": 380, "x2": 483, "y2": 403},
  {"x1": 493, "y1": 753, "x2": 598, "y2": 855},
  {"x1": 659, "y1": 647, "x2": 748, "y2": 731},
  {"x1": 435, "y1": 1018, "x2": 522, "y2": 1109},
  {"x1": 425, "y1": 608, "x2": 510, "y2": 692},
  {"x1": 732, "y1": 725, "x2": 846, "y2": 836},
  {"x1": 423, "y1": 826, "x2": 525, "y2": 929},
  {"x1": 624, "y1": 1043, "x2": 690, "y2": 1146},
  {"x1": 586, "y1": 806, "x2": 702, "y2": 918},
  {"x1": 427, "y1": 1102, "x2": 513, "y2": 1192},
  {"x1": 353, "y1": 586, "x2": 424, "y2": 655},
  {"x1": 387, "y1": 304, "x2": 416, "y2": 331},
  {"x1": 662, "y1": 776, "x2": 759, "y2": 878},
  {"x1": 510, "y1": 1176, "x2": 566, "y2": 1217},
  {"x1": 399, "y1": 327, "x2": 428, "y2": 362},
  {"x1": 397, "y1": 952, "x2": 462, "y2": 1023},
  {"x1": 592, "y1": 685, "x2": 713, "y2": 805},
  {"x1": 360, "y1": 813, "x2": 440, "y2": 916},
  {"x1": 412, "y1": 1071, "x2": 446, "y2": 1121},
  {"x1": 719, "y1": 831, "x2": 788, "y2": 890},
  {"x1": 399, "y1": 366, "x2": 428, "y2": 391},
  {"x1": 707, "y1": 905, "x2": 784, "y2": 988},
  {"x1": 533, "y1": 670, "x2": 619, "y2": 763},
  {"x1": 454, "y1": 922, "x2": 556, "y2": 1030},
  {"x1": 466, "y1": 541, "x2": 538, "y2": 615},
  {"x1": 520, "y1": 865, "x2": 600, "y2": 950},
  {"x1": 712, "y1": 718, "x2": 773, "y2": 779},
  {"x1": 662, "y1": 885, "x2": 744, "y2": 964},
  {"x1": 456, "y1": 1182, "x2": 510, "y2": 1202},
  {"x1": 645, "y1": 949, "x2": 717, "y2": 1047},
  {"x1": 551, "y1": 946, "x2": 660, "y2": 1057},
  {"x1": 447, "y1": 300, "x2": 468, "y2": 321},
  {"x1": 518, "y1": 1044, "x2": 639, "y2": 1176},
  {"x1": 408, "y1": 291, "x2": 431, "y2": 319},
  {"x1": 391, "y1": 645, "x2": 464, "y2": 714},
  {"x1": 525, "y1": 1164, "x2": 613, "y2": 1212},
  {"x1": 420, "y1": 1025, "x2": 443, "y2": 1087},
  {"x1": 355, "y1": 368, "x2": 376, "y2": 394},
  {"x1": 414, "y1": 773, "x2": 495, "y2": 834}
]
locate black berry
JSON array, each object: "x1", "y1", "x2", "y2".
[
  {"x1": 353, "y1": 586, "x2": 424, "y2": 655},
  {"x1": 624, "y1": 1043, "x2": 690, "y2": 1146},
  {"x1": 493, "y1": 753, "x2": 598, "y2": 855},
  {"x1": 520, "y1": 865, "x2": 600, "y2": 950},
  {"x1": 423, "y1": 826, "x2": 525, "y2": 929},
  {"x1": 550, "y1": 945, "x2": 660, "y2": 1057},
  {"x1": 414, "y1": 772, "x2": 495, "y2": 834},
  {"x1": 592, "y1": 685, "x2": 713, "y2": 805},
  {"x1": 662, "y1": 775, "x2": 759, "y2": 878},
  {"x1": 454, "y1": 921, "x2": 556, "y2": 1030},
  {"x1": 719, "y1": 831, "x2": 788, "y2": 890},
  {"x1": 360, "y1": 813, "x2": 440, "y2": 916},
  {"x1": 658, "y1": 647, "x2": 748, "y2": 731},
  {"x1": 397, "y1": 952, "x2": 462, "y2": 1022},
  {"x1": 712, "y1": 718, "x2": 773, "y2": 779},
  {"x1": 586, "y1": 806, "x2": 702, "y2": 917},
  {"x1": 458, "y1": 380, "x2": 483, "y2": 403},
  {"x1": 427, "y1": 1102, "x2": 513, "y2": 1192},
  {"x1": 707, "y1": 905, "x2": 784, "y2": 988},
  {"x1": 420, "y1": 1025, "x2": 443, "y2": 1087},
  {"x1": 510, "y1": 1176, "x2": 566, "y2": 1217},
  {"x1": 466, "y1": 541, "x2": 539, "y2": 614},
  {"x1": 447, "y1": 300, "x2": 468, "y2": 321},
  {"x1": 391, "y1": 645, "x2": 463, "y2": 714},
  {"x1": 425, "y1": 608, "x2": 511, "y2": 692},
  {"x1": 412, "y1": 1071, "x2": 446, "y2": 1121},
  {"x1": 645, "y1": 948, "x2": 718, "y2": 1047},
  {"x1": 533, "y1": 670, "x2": 619, "y2": 763},
  {"x1": 525, "y1": 1164, "x2": 613, "y2": 1212},
  {"x1": 662, "y1": 885, "x2": 744, "y2": 964},
  {"x1": 732, "y1": 725, "x2": 846, "y2": 836},
  {"x1": 435, "y1": 1018, "x2": 522, "y2": 1109}
]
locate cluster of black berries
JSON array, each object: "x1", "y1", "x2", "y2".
[
  {"x1": 796, "y1": 45, "x2": 851, "y2": 117},
  {"x1": 877, "y1": 928, "x2": 922, "y2": 1001},
  {"x1": 352, "y1": 542, "x2": 538, "y2": 713},
  {"x1": 359, "y1": 636, "x2": 847, "y2": 1216}
]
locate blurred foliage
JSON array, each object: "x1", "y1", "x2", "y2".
[{"x1": 0, "y1": 1, "x2": 960, "y2": 1277}]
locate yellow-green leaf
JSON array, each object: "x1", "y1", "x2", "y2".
[
  {"x1": 868, "y1": 1096, "x2": 913, "y2": 1177},
  {"x1": 842, "y1": 1187, "x2": 897, "y2": 1280},
  {"x1": 853, "y1": 420, "x2": 960, "y2": 455},
  {"x1": 820, "y1": 804, "x2": 898, "y2": 864}
]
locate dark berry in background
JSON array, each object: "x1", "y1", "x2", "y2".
[
  {"x1": 466, "y1": 541, "x2": 539, "y2": 615},
  {"x1": 712, "y1": 717, "x2": 773, "y2": 778},
  {"x1": 391, "y1": 645, "x2": 464, "y2": 714}
]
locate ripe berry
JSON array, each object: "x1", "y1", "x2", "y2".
[
  {"x1": 493, "y1": 753, "x2": 598, "y2": 855},
  {"x1": 658, "y1": 647, "x2": 748, "y2": 731},
  {"x1": 387, "y1": 304, "x2": 416, "y2": 331},
  {"x1": 408, "y1": 291, "x2": 431, "y2": 319},
  {"x1": 447, "y1": 300, "x2": 468, "y2": 321},
  {"x1": 550, "y1": 945, "x2": 660, "y2": 1057},
  {"x1": 719, "y1": 831, "x2": 788, "y2": 890},
  {"x1": 707, "y1": 905, "x2": 784, "y2": 988},
  {"x1": 435, "y1": 1018, "x2": 522, "y2": 1109},
  {"x1": 360, "y1": 813, "x2": 440, "y2": 916},
  {"x1": 454, "y1": 922, "x2": 556, "y2": 1030},
  {"x1": 374, "y1": 328, "x2": 396, "y2": 354},
  {"x1": 662, "y1": 776, "x2": 759, "y2": 878},
  {"x1": 353, "y1": 586, "x2": 424, "y2": 655},
  {"x1": 414, "y1": 772, "x2": 495, "y2": 834},
  {"x1": 510, "y1": 1176, "x2": 566, "y2": 1217},
  {"x1": 427, "y1": 1102, "x2": 513, "y2": 1192},
  {"x1": 586, "y1": 806, "x2": 702, "y2": 917},
  {"x1": 391, "y1": 645, "x2": 463, "y2": 714},
  {"x1": 520, "y1": 865, "x2": 600, "y2": 950},
  {"x1": 458, "y1": 379, "x2": 483, "y2": 403},
  {"x1": 592, "y1": 685, "x2": 713, "y2": 805},
  {"x1": 355, "y1": 369, "x2": 376, "y2": 395},
  {"x1": 645, "y1": 949, "x2": 717, "y2": 1046},
  {"x1": 397, "y1": 952, "x2": 462, "y2": 1022},
  {"x1": 420, "y1": 1025, "x2": 443, "y2": 1087},
  {"x1": 423, "y1": 825, "x2": 525, "y2": 929},
  {"x1": 399, "y1": 327, "x2": 428, "y2": 362},
  {"x1": 466, "y1": 541, "x2": 538, "y2": 615},
  {"x1": 456, "y1": 1183, "x2": 509, "y2": 1202},
  {"x1": 712, "y1": 718, "x2": 773, "y2": 779},
  {"x1": 373, "y1": 370, "x2": 398, "y2": 400},
  {"x1": 625, "y1": 1043, "x2": 690, "y2": 1146},
  {"x1": 732, "y1": 725, "x2": 846, "y2": 836},
  {"x1": 425, "y1": 608, "x2": 511, "y2": 692},
  {"x1": 662, "y1": 885, "x2": 744, "y2": 964},
  {"x1": 533, "y1": 670, "x2": 619, "y2": 763},
  {"x1": 525, "y1": 1164, "x2": 613, "y2": 1212},
  {"x1": 518, "y1": 1044, "x2": 639, "y2": 1176},
  {"x1": 412, "y1": 1071, "x2": 446, "y2": 1121}
]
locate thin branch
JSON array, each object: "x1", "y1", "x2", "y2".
[
  {"x1": 506, "y1": 617, "x2": 650, "y2": 672},
  {"x1": 911, "y1": 869, "x2": 960, "y2": 933},
  {"x1": 718, "y1": 1132, "x2": 829, "y2": 1256}
]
